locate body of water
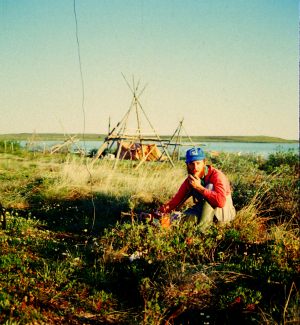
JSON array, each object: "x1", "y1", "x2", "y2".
[
  {"x1": 199, "y1": 141, "x2": 299, "y2": 157},
  {"x1": 20, "y1": 140, "x2": 299, "y2": 158}
]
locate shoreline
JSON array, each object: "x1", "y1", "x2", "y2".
[{"x1": 0, "y1": 133, "x2": 298, "y2": 143}]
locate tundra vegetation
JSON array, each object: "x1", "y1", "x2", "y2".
[{"x1": 0, "y1": 142, "x2": 299, "y2": 324}]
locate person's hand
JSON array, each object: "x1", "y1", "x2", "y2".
[
  {"x1": 158, "y1": 205, "x2": 168, "y2": 214},
  {"x1": 188, "y1": 174, "x2": 205, "y2": 193}
]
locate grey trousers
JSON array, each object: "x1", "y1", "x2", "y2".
[{"x1": 183, "y1": 184, "x2": 236, "y2": 230}]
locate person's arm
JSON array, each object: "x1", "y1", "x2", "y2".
[
  {"x1": 159, "y1": 178, "x2": 191, "y2": 213},
  {"x1": 202, "y1": 177, "x2": 227, "y2": 208},
  {"x1": 188, "y1": 172, "x2": 227, "y2": 208}
]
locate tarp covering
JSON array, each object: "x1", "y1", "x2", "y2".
[{"x1": 116, "y1": 141, "x2": 167, "y2": 161}]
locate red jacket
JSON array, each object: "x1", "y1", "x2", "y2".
[{"x1": 160, "y1": 165, "x2": 232, "y2": 212}]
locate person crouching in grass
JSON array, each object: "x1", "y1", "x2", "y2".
[{"x1": 159, "y1": 147, "x2": 236, "y2": 231}]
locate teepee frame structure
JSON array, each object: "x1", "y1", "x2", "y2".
[
  {"x1": 167, "y1": 118, "x2": 197, "y2": 161},
  {"x1": 92, "y1": 76, "x2": 175, "y2": 169}
]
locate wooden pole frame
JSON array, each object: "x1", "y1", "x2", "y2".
[{"x1": 92, "y1": 76, "x2": 175, "y2": 168}]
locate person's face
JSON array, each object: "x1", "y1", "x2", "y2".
[{"x1": 187, "y1": 160, "x2": 205, "y2": 178}]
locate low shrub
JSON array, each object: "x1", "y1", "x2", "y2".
[
  {"x1": 0, "y1": 151, "x2": 299, "y2": 324},
  {"x1": 261, "y1": 150, "x2": 299, "y2": 174}
]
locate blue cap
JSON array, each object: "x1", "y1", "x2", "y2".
[{"x1": 185, "y1": 147, "x2": 206, "y2": 163}]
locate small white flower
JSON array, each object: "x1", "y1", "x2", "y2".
[{"x1": 129, "y1": 251, "x2": 142, "y2": 262}]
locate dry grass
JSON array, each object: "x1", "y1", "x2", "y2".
[
  {"x1": 233, "y1": 199, "x2": 269, "y2": 243},
  {"x1": 56, "y1": 157, "x2": 186, "y2": 204}
]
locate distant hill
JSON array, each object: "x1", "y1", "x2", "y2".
[{"x1": 0, "y1": 133, "x2": 298, "y2": 143}]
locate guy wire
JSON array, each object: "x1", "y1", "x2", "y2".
[{"x1": 73, "y1": 0, "x2": 96, "y2": 234}]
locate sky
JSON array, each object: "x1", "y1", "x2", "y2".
[{"x1": 0, "y1": 0, "x2": 299, "y2": 140}]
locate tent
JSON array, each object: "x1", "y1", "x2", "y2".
[{"x1": 116, "y1": 141, "x2": 167, "y2": 162}]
